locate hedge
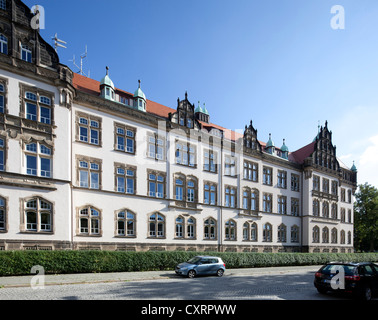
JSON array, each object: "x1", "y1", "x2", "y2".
[{"x1": 0, "y1": 251, "x2": 377, "y2": 277}]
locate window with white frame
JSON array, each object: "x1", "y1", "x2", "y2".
[
  {"x1": 263, "y1": 166, "x2": 272, "y2": 185},
  {"x1": 291, "y1": 198, "x2": 299, "y2": 216},
  {"x1": 23, "y1": 197, "x2": 53, "y2": 232},
  {"x1": 187, "y1": 217, "x2": 196, "y2": 239},
  {"x1": 243, "y1": 160, "x2": 258, "y2": 182},
  {"x1": 277, "y1": 224, "x2": 287, "y2": 242},
  {"x1": 79, "y1": 206, "x2": 101, "y2": 235},
  {"x1": 225, "y1": 219, "x2": 236, "y2": 240},
  {"x1": 174, "y1": 174, "x2": 197, "y2": 204},
  {"x1": 24, "y1": 142, "x2": 52, "y2": 177},
  {"x1": 175, "y1": 141, "x2": 196, "y2": 167},
  {"x1": 115, "y1": 164, "x2": 135, "y2": 194},
  {"x1": 204, "y1": 218, "x2": 216, "y2": 240},
  {"x1": 116, "y1": 209, "x2": 135, "y2": 237},
  {"x1": 203, "y1": 149, "x2": 217, "y2": 173},
  {"x1": 224, "y1": 186, "x2": 236, "y2": 208},
  {"x1": 175, "y1": 216, "x2": 184, "y2": 238},
  {"x1": 204, "y1": 182, "x2": 217, "y2": 205},
  {"x1": 147, "y1": 134, "x2": 165, "y2": 160},
  {"x1": 24, "y1": 90, "x2": 53, "y2": 124},
  {"x1": 277, "y1": 170, "x2": 287, "y2": 189},
  {"x1": 77, "y1": 113, "x2": 101, "y2": 146},
  {"x1": 263, "y1": 193, "x2": 272, "y2": 213},
  {"x1": 224, "y1": 155, "x2": 236, "y2": 177},
  {"x1": 291, "y1": 174, "x2": 300, "y2": 192},
  {"x1": 147, "y1": 170, "x2": 165, "y2": 198},
  {"x1": 0, "y1": 34, "x2": 7, "y2": 55},
  {"x1": 78, "y1": 157, "x2": 101, "y2": 189},
  {"x1": 149, "y1": 212, "x2": 165, "y2": 238},
  {"x1": 263, "y1": 223, "x2": 272, "y2": 242},
  {"x1": 277, "y1": 195, "x2": 287, "y2": 214},
  {"x1": 115, "y1": 123, "x2": 135, "y2": 154},
  {"x1": 21, "y1": 44, "x2": 32, "y2": 63}
]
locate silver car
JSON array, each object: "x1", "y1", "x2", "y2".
[{"x1": 175, "y1": 255, "x2": 226, "y2": 278}]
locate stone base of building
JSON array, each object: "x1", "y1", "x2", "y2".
[{"x1": 0, "y1": 239, "x2": 354, "y2": 254}]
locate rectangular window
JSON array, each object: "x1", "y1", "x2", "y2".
[
  {"x1": 243, "y1": 160, "x2": 258, "y2": 182},
  {"x1": 147, "y1": 134, "x2": 165, "y2": 160},
  {"x1": 291, "y1": 198, "x2": 300, "y2": 216},
  {"x1": 78, "y1": 158, "x2": 101, "y2": 189},
  {"x1": 313, "y1": 175, "x2": 320, "y2": 191},
  {"x1": 77, "y1": 114, "x2": 101, "y2": 146},
  {"x1": 115, "y1": 164, "x2": 136, "y2": 194},
  {"x1": 203, "y1": 149, "x2": 217, "y2": 173},
  {"x1": 224, "y1": 155, "x2": 236, "y2": 177},
  {"x1": 278, "y1": 196, "x2": 287, "y2": 214},
  {"x1": 331, "y1": 180, "x2": 338, "y2": 196},
  {"x1": 25, "y1": 142, "x2": 52, "y2": 177},
  {"x1": 175, "y1": 141, "x2": 196, "y2": 167},
  {"x1": 148, "y1": 171, "x2": 165, "y2": 198},
  {"x1": 115, "y1": 123, "x2": 135, "y2": 154},
  {"x1": 277, "y1": 170, "x2": 287, "y2": 189},
  {"x1": 341, "y1": 188, "x2": 346, "y2": 202},
  {"x1": 21, "y1": 45, "x2": 32, "y2": 63},
  {"x1": 291, "y1": 174, "x2": 300, "y2": 192},
  {"x1": 23, "y1": 89, "x2": 53, "y2": 124},
  {"x1": 322, "y1": 178, "x2": 329, "y2": 194},
  {"x1": 225, "y1": 186, "x2": 236, "y2": 208},
  {"x1": 263, "y1": 193, "x2": 272, "y2": 213},
  {"x1": 263, "y1": 166, "x2": 272, "y2": 185},
  {"x1": 204, "y1": 182, "x2": 217, "y2": 206}
]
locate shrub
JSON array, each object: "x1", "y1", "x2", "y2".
[{"x1": 0, "y1": 251, "x2": 377, "y2": 277}]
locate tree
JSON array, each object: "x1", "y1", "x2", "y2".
[{"x1": 354, "y1": 183, "x2": 378, "y2": 252}]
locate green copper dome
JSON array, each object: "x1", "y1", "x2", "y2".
[
  {"x1": 195, "y1": 101, "x2": 204, "y2": 113},
  {"x1": 351, "y1": 161, "x2": 357, "y2": 172},
  {"x1": 134, "y1": 80, "x2": 146, "y2": 100},
  {"x1": 266, "y1": 133, "x2": 275, "y2": 148},
  {"x1": 281, "y1": 139, "x2": 289, "y2": 152},
  {"x1": 202, "y1": 103, "x2": 209, "y2": 115},
  {"x1": 100, "y1": 67, "x2": 114, "y2": 90}
]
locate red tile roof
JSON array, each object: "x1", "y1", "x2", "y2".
[{"x1": 72, "y1": 73, "x2": 313, "y2": 164}]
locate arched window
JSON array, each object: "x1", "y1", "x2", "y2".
[
  {"x1": 331, "y1": 228, "x2": 338, "y2": 243},
  {"x1": 277, "y1": 224, "x2": 287, "y2": 242},
  {"x1": 243, "y1": 222, "x2": 249, "y2": 240},
  {"x1": 251, "y1": 223, "x2": 258, "y2": 241},
  {"x1": 251, "y1": 189, "x2": 259, "y2": 211},
  {"x1": 149, "y1": 213, "x2": 165, "y2": 238},
  {"x1": 331, "y1": 203, "x2": 337, "y2": 219},
  {"x1": 291, "y1": 225, "x2": 299, "y2": 243},
  {"x1": 79, "y1": 206, "x2": 101, "y2": 235},
  {"x1": 116, "y1": 209, "x2": 135, "y2": 237},
  {"x1": 340, "y1": 230, "x2": 345, "y2": 244},
  {"x1": 322, "y1": 227, "x2": 329, "y2": 243},
  {"x1": 347, "y1": 231, "x2": 351, "y2": 244},
  {"x1": 204, "y1": 218, "x2": 216, "y2": 240},
  {"x1": 263, "y1": 223, "x2": 272, "y2": 242},
  {"x1": 313, "y1": 226, "x2": 320, "y2": 243},
  {"x1": 313, "y1": 199, "x2": 319, "y2": 216},
  {"x1": 23, "y1": 197, "x2": 53, "y2": 232},
  {"x1": 0, "y1": 34, "x2": 7, "y2": 54},
  {"x1": 175, "y1": 216, "x2": 184, "y2": 238},
  {"x1": 187, "y1": 217, "x2": 196, "y2": 239},
  {"x1": 225, "y1": 219, "x2": 236, "y2": 240},
  {"x1": 322, "y1": 201, "x2": 329, "y2": 218}
]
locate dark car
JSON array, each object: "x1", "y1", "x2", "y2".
[
  {"x1": 175, "y1": 256, "x2": 226, "y2": 278},
  {"x1": 314, "y1": 262, "x2": 378, "y2": 300}
]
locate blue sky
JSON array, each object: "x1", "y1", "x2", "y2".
[{"x1": 25, "y1": 0, "x2": 378, "y2": 187}]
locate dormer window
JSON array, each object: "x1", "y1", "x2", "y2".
[
  {"x1": 21, "y1": 44, "x2": 32, "y2": 63},
  {"x1": 0, "y1": 34, "x2": 7, "y2": 54}
]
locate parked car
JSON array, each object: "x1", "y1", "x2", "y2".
[
  {"x1": 314, "y1": 262, "x2": 378, "y2": 300},
  {"x1": 175, "y1": 256, "x2": 226, "y2": 278}
]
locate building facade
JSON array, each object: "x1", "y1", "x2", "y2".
[{"x1": 0, "y1": 1, "x2": 357, "y2": 253}]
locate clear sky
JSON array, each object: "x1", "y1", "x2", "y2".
[{"x1": 25, "y1": 0, "x2": 378, "y2": 188}]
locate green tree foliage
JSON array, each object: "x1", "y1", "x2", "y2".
[{"x1": 354, "y1": 183, "x2": 378, "y2": 252}]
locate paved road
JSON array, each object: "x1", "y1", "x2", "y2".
[{"x1": 0, "y1": 266, "x2": 356, "y2": 300}]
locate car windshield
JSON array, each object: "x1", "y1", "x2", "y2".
[
  {"x1": 322, "y1": 264, "x2": 356, "y2": 276},
  {"x1": 187, "y1": 257, "x2": 202, "y2": 264}
]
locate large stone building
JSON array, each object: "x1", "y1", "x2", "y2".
[{"x1": 0, "y1": 0, "x2": 357, "y2": 253}]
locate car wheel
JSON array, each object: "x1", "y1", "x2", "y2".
[
  {"x1": 187, "y1": 270, "x2": 196, "y2": 278},
  {"x1": 216, "y1": 269, "x2": 224, "y2": 277},
  {"x1": 361, "y1": 286, "x2": 372, "y2": 301}
]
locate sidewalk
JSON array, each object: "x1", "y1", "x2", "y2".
[{"x1": 0, "y1": 265, "x2": 321, "y2": 288}]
